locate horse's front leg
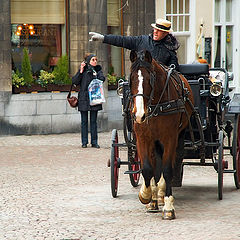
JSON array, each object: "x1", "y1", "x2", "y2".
[
  {"x1": 162, "y1": 164, "x2": 175, "y2": 220},
  {"x1": 139, "y1": 156, "x2": 153, "y2": 204},
  {"x1": 139, "y1": 178, "x2": 152, "y2": 204}
]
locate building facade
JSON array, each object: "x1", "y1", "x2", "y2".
[
  {"x1": 0, "y1": 0, "x2": 155, "y2": 135},
  {"x1": 156, "y1": 0, "x2": 240, "y2": 93}
]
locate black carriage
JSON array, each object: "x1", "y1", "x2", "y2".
[{"x1": 109, "y1": 63, "x2": 240, "y2": 200}]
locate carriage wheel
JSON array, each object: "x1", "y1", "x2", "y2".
[
  {"x1": 128, "y1": 151, "x2": 141, "y2": 187},
  {"x1": 111, "y1": 129, "x2": 119, "y2": 198},
  {"x1": 127, "y1": 132, "x2": 140, "y2": 187},
  {"x1": 232, "y1": 114, "x2": 240, "y2": 189},
  {"x1": 218, "y1": 130, "x2": 224, "y2": 200}
]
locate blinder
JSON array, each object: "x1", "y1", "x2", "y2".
[{"x1": 130, "y1": 60, "x2": 187, "y2": 122}]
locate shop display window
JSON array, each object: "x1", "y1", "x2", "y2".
[{"x1": 11, "y1": 24, "x2": 62, "y2": 76}]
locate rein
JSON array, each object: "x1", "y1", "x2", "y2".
[{"x1": 130, "y1": 60, "x2": 189, "y2": 122}]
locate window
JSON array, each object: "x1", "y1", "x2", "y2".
[
  {"x1": 11, "y1": 0, "x2": 66, "y2": 75},
  {"x1": 11, "y1": 24, "x2": 62, "y2": 75},
  {"x1": 214, "y1": 0, "x2": 233, "y2": 71},
  {"x1": 166, "y1": 0, "x2": 190, "y2": 33}
]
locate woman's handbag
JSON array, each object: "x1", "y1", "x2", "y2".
[
  {"x1": 67, "y1": 84, "x2": 78, "y2": 108},
  {"x1": 88, "y1": 79, "x2": 105, "y2": 106}
]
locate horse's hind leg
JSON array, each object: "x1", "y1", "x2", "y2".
[
  {"x1": 157, "y1": 174, "x2": 166, "y2": 206},
  {"x1": 162, "y1": 165, "x2": 176, "y2": 220},
  {"x1": 145, "y1": 178, "x2": 160, "y2": 212}
]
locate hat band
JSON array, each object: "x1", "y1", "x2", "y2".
[{"x1": 155, "y1": 23, "x2": 171, "y2": 30}]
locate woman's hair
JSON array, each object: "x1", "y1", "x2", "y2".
[{"x1": 84, "y1": 53, "x2": 96, "y2": 64}]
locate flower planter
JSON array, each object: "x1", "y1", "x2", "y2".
[
  {"x1": 108, "y1": 84, "x2": 118, "y2": 90},
  {"x1": 46, "y1": 84, "x2": 79, "y2": 92},
  {"x1": 12, "y1": 84, "x2": 80, "y2": 94},
  {"x1": 12, "y1": 84, "x2": 46, "y2": 94}
]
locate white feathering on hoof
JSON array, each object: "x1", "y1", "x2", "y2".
[
  {"x1": 150, "y1": 178, "x2": 158, "y2": 200},
  {"x1": 140, "y1": 180, "x2": 152, "y2": 200},
  {"x1": 157, "y1": 175, "x2": 166, "y2": 198},
  {"x1": 163, "y1": 196, "x2": 175, "y2": 211}
]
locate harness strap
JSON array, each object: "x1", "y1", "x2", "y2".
[{"x1": 148, "y1": 99, "x2": 185, "y2": 116}]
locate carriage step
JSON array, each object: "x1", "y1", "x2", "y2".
[{"x1": 124, "y1": 170, "x2": 142, "y2": 175}]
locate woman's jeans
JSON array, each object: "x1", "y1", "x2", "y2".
[{"x1": 80, "y1": 111, "x2": 98, "y2": 145}]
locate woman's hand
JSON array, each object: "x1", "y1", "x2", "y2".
[{"x1": 80, "y1": 61, "x2": 86, "y2": 73}]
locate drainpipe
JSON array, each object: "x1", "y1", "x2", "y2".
[{"x1": 120, "y1": 0, "x2": 125, "y2": 76}]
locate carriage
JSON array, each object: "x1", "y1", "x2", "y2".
[{"x1": 109, "y1": 50, "x2": 240, "y2": 218}]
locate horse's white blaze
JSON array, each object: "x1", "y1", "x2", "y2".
[{"x1": 135, "y1": 70, "x2": 145, "y2": 123}]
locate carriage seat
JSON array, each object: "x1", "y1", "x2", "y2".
[
  {"x1": 179, "y1": 64, "x2": 210, "y2": 127},
  {"x1": 179, "y1": 64, "x2": 209, "y2": 76}
]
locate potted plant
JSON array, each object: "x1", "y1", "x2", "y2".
[
  {"x1": 107, "y1": 73, "x2": 118, "y2": 90},
  {"x1": 48, "y1": 54, "x2": 72, "y2": 91},
  {"x1": 38, "y1": 70, "x2": 55, "y2": 88}
]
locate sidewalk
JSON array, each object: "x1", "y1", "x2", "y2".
[{"x1": 0, "y1": 131, "x2": 240, "y2": 240}]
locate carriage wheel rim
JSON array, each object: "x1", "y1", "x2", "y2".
[
  {"x1": 111, "y1": 129, "x2": 119, "y2": 197},
  {"x1": 233, "y1": 114, "x2": 240, "y2": 188},
  {"x1": 218, "y1": 130, "x2": 223, "y2": 200},
  {"x1": 114, "y1": 136, "x2": 119, "y2": 191},
  {"x1": 237, "y1": 118, "x2": 240, "y2": 184}
]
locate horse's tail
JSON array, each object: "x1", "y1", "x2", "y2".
[{"x1": 154, "y1": 140, "x2": 164, "y2": 183}]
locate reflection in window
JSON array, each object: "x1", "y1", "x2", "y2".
[
  {"x1": 226, "y1": 26, "x2": 233, "y2": 71},
  {"x1": 226, "y1": 0, "x2": 232, "y2": 22},
  {"x1": 214, "y1": 26, "x2": 221, "y2": 67},
  {"x1": 11, "y1": 24, "x2": 62, "y2": 75}
]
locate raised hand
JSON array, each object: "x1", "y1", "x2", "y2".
[{"x1": 89, "y1": 32, "x2": 104, "y2": 42}]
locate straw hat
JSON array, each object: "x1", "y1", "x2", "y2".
[{"x1": 151, "y1": 18, "x2": 172, "y2": 32}]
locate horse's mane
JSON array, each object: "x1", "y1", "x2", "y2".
[
  {"x1": 131, "y1": 57, "x2": 153, "y2": 73},
  {"x1": 131, "y1": 55, "x2": 168, "y2": 76}
]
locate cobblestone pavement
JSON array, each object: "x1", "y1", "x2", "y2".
[{"x1": 0, "y1": 131, "x2": 240, "y2": 240}]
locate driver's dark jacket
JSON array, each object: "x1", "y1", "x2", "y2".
[{"x1": 103, "y1": 33, "x2": 179, "y2": 70}]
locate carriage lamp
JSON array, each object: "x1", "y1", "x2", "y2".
[
  {"x1": 117, "y1": 85, "x2": 123, "y2": 97},
  {"x1": 210, "y1": 83, "x2": 222, "y2": 97}
]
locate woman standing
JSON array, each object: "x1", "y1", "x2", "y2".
[{"x1": 72, "y1": 53, "x2": 105, "y2": 148}]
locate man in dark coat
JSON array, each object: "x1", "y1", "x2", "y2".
[{"x1": 89, "y1": 18, "x2": 180, "y2": 70}]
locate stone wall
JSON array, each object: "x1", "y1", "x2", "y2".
[{"x1": 0, "y1": 92, "x2": 110, "y2": 135}]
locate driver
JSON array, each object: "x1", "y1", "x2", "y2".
[{"x1": 89, "y1": 18, "x2": 180, "y2": 70}]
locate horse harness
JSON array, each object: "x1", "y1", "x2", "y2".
[{"x1": 129, "y1": 61, "x2": 191, "y2": 123}]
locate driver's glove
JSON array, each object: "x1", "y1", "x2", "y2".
[{"x1": 89, "y1": 32, "x2": 104, "y2": 42}]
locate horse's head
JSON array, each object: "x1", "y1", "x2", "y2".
[{"x1": 129, "y1": 50, "x2": 155, "y2": 124}]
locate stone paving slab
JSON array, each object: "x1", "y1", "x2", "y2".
[{"x1": 0, "y1": 131, "x2": 240, "y2": 240}]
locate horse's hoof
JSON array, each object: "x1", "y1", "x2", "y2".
[
  {"x1": 162, "y1": 210, "x2": 176, "y2": 220},
  {"x1": 146, "y1": 200, "x2": 160, "y2": 212},
  {"x1": 139, "y1": 192, "x2": 151, "y2": 204},
  {"x1": 158, "y1": 196, "x2": 164, "y2": 206}
]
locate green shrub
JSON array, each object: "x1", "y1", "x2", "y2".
[
  {"x1": 38, "y1": 70, "x2": 55, "y2": 87},
  {"x1": 52, "y1": 55, "x2": 71, "y2": 85},
  {"x1": 107, "y1": 73, "x2": 117, "y2": 85},
  {"x1": 12, "y1": 70, "x2": 25, "y2": 88},
  {"x1": 21, "y1": 47, "x2": 33, "y2": 86}
]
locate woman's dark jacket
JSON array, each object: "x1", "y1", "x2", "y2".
[
  {"x1": 72, "y1": 64, "x2": 105, "y2": 111},
  {"x1": 103, "y1": 33, "x2": 180, "y2": 70}
]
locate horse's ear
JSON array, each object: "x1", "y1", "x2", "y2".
[
  {"x1": 130, "y1": 50, "x2": 137, "y2": 62},
  {"x1": 145, "y1": 50, "x2": 152, "y2": 63}
]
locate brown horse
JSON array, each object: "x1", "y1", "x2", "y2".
[{"x1": 129, "y1": 50, "x2": 194, "y2": 220}]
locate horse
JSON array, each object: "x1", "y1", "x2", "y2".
[{"x1": 129, "y1": 50, "x2": 194, "y2": 220}]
